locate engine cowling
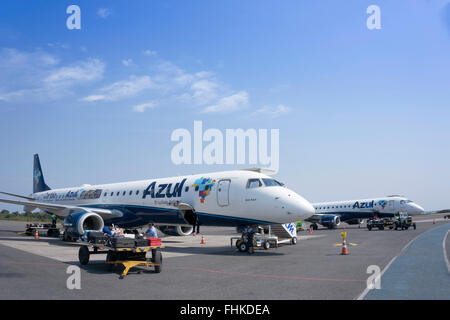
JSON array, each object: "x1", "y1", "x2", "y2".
[
  {"x1": 63, "y1": 211, "x2": 104, "y2": 236},
  {"x1": 157, "y1": 225, "x2": 193, "y2": 236},
  {"x1": 320, "y1": 215, "x2": 341, "y2": 229}
]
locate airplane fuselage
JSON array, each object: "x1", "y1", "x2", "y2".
[{"x1": 31, "y1": 170, "x2": 315, "y2": 228}]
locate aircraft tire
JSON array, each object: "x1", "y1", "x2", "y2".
[{"x1": 291, "y1": 237, "x2": 297, "y2": 245}]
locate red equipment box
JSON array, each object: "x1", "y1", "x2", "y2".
[{"x1": 147, "y1": 238, "x2": 162, "y2": 246}]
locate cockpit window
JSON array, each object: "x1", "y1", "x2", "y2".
[
  {"x1": 262, "y1": 178, "x2": 284, "y2": 187},
  {"x1": 247, "y1": 179, "x2": 262, "y2": 188}
]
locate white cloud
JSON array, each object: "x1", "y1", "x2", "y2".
[
  {"x1": 251, "y1": 104, "x2": 291, "y2": 118},
  {"x1": 98, "y1": 8, "x2": 113, "y2": 19},
  {"x1": 132, "y1": 101, "x2": 158, "y2": 112},
  {"x1": 143, "y1": 50, "x2": 157, "y2": 56},
  {"x1": 44, "y1": 59, "x2": 105, "y2": 86},
  {"x1": 202, "y1": 91, "x2": 249, "y2": 114},
  {"x1": 122, "y1": 59, "x2": 133, "y2": 67},
  {"x1": 82, "y1": 76, "x2": 154, "y2": 102},
  {"x1": 0, "y1": 48, "x2": 104, "y2": 102}
]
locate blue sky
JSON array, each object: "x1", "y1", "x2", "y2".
[{"x1": 1, "y1": 0, "x2": 450, "y2": 211}]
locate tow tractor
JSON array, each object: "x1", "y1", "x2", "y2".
[
  {"x1": 366, "y1": 218, "x2": 394, "y2": 231},
  {"x1": 25, "y1": 223, "x2": 60, "y2": 237},
  {"x1": 231, "y1": 233, "x2": 279, "y2": 253},
  {"x1": 393, "y1": 212, "x2": 416, "y2": 230},
  {"x1": 78, "y1": 231, "x2": 163, "y2": 278}
]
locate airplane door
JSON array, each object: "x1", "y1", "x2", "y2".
[
  {"x1": 217, "y1": 180, "x2": 230, "y2": 207},
  {"x1": 388, "y1": 200, "x2": 395, "y2": 212}
]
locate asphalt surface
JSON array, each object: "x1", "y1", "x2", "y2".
[{"x1": 0, "y1": 215, "x2": 449, "y2": 300}]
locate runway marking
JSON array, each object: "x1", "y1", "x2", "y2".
[
  {"x1": 0, "y1": 260, "x2": 66, "y2": 267},
  {"x1": 167, "y1": 266, "x2": 366, "y2": 283},
  {"x1": 333, "y1": 243, "x2": 358, "y2": 247},
  {"x1": 443, "y1": 229, "x2": 450, "y2": 274},
  {"x1": 356, "y1": 222, "x2": 450, "y2": 300}
]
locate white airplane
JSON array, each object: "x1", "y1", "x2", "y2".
[
  {"x1": 306, "y1": 196, "x2": 425, "y2": 229},
  {"x1": 0, "y1": 155, "x2": 315, "y2": 239}
]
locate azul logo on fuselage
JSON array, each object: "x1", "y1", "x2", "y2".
[
  {"x1": 142, "y1": 178, "x2": 187, "y2": 199},
  {"x1": 353, "y1": 200, "x2": 374, "y2": 209}
]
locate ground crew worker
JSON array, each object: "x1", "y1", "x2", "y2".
[
  {"x1": 51, "y1": 214, "x2": 57, "y2": 227},
  {"x1": 192, "y1": 214, "x2": 200, "y2": 235},
  {"x1": 246, "y1": 225, "x2": 255, "y2": 254},
  {"x1": 145, "y1": 224, "x2": 158, "y2": 238}
]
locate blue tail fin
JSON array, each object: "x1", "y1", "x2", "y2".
[{"x1": 33, "y1": 154, "x2": 51, "y2": 193}]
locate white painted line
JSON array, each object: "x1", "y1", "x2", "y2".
[{"x1": 443, "y1": 230, "x2": 450, "y2": 274}]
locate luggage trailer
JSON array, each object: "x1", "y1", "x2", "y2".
[
  {"x1": 78, "y1": 242, "x2": 164, "y2": 279},
  {"x1": 25, "y1": 223, "x2": 60, "y2": 237}
]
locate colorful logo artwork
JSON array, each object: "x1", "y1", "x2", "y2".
[
  {"x1": 34, "y1": 170, "x2": 41, "y2": 185},
  {"x1": 192, "y1": 177, "x2": 216, "y2": 204},
  {"x1": 378, "y1": 200, "x2": 387, "y2": 209}
]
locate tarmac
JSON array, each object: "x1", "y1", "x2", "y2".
[{"x1": 0, "y1": 214, "x2": 448, "y2": 300}]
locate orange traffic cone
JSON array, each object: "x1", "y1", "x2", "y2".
[
  {"x1": 309, "y1": 227, "x2": 313, "y2": 234},
  {"x1": 193, "y1": 232, "x2": 196, "y2": 237},
  {"x1": 341, "y1": 239, "x2": 348, "y2": 255},
  {"x1": 200, "y1": 235, "x2": 206, "y2": 244},
  {"x1": 433, "y1": 219, "x2": 436, "y2": 224},
  {"x1": 34, "y1": 228, "x2": 39, "y2": 239}
]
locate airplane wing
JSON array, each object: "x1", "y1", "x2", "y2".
[
  {"x1": 0, "y1": 191, "x2": 34, "y2": 200},
  {"x1": 0, "y1": 197, "x2": 119, "y2": 219}
]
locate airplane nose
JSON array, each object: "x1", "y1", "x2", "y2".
[
  {"x1": 410, "y1": 204, "x2": 425, "y2": 215},
  {"x1": 286, "y1": 194, "x2": 315, "y2": 219}
]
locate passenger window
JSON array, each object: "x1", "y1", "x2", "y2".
[
  {"x1": 129, "y1": 191, "x2": 132, "y2": 195},
  {"x1": 185, "y1": 186, "x2": 189, "y2": 192},
  {"x1": 247, "y1": 179, "x2": 262, "y2": 188},
  {"x1": 136, "y1": 190, "x2": 139, "y2": 195}
]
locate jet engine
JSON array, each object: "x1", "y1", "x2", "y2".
[
  {"x1": 157, "y1": 225, "x2": 194, "y2": 236},
  {"x1": 320, "y1": 215, "x2": 341, "y2": 229},
  {"x1": 63, "y1": 211, "x2": 104, "y2": 236}
]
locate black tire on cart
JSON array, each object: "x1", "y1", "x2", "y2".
[
  {"x1": 238, "y1": 241, "x2": 248, "y2": 253},
  {"x1": 413, "y1": 223, "x2": 416, "y2": 230},
  {"x1": 236, "y1": 239, "x2": 243, "y2": 249},
  {"x1": 291, "y1": 237, "x2": 297, "y2": 245},
  {"x1": 106, "y1": 250, "x2": 117, "y2": 271},
  {"x1": 151, "y1": 249, "x2": 162, "y2": 273},
  {"x1": 63, "y1": 232, "x2": 70, "y2": 241},
  {"x1": 78, "y1": 246, "x2": 90, "y2": 265},
  {"x1": 26, "y1": 228, "x2": 33, "y2": 236},
  {"x1": 367, "y1": 226, "x2": 372, "y2": 231},
  {"x1": 263, "y1": 241, "x2": 270, "y2": 250}
]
